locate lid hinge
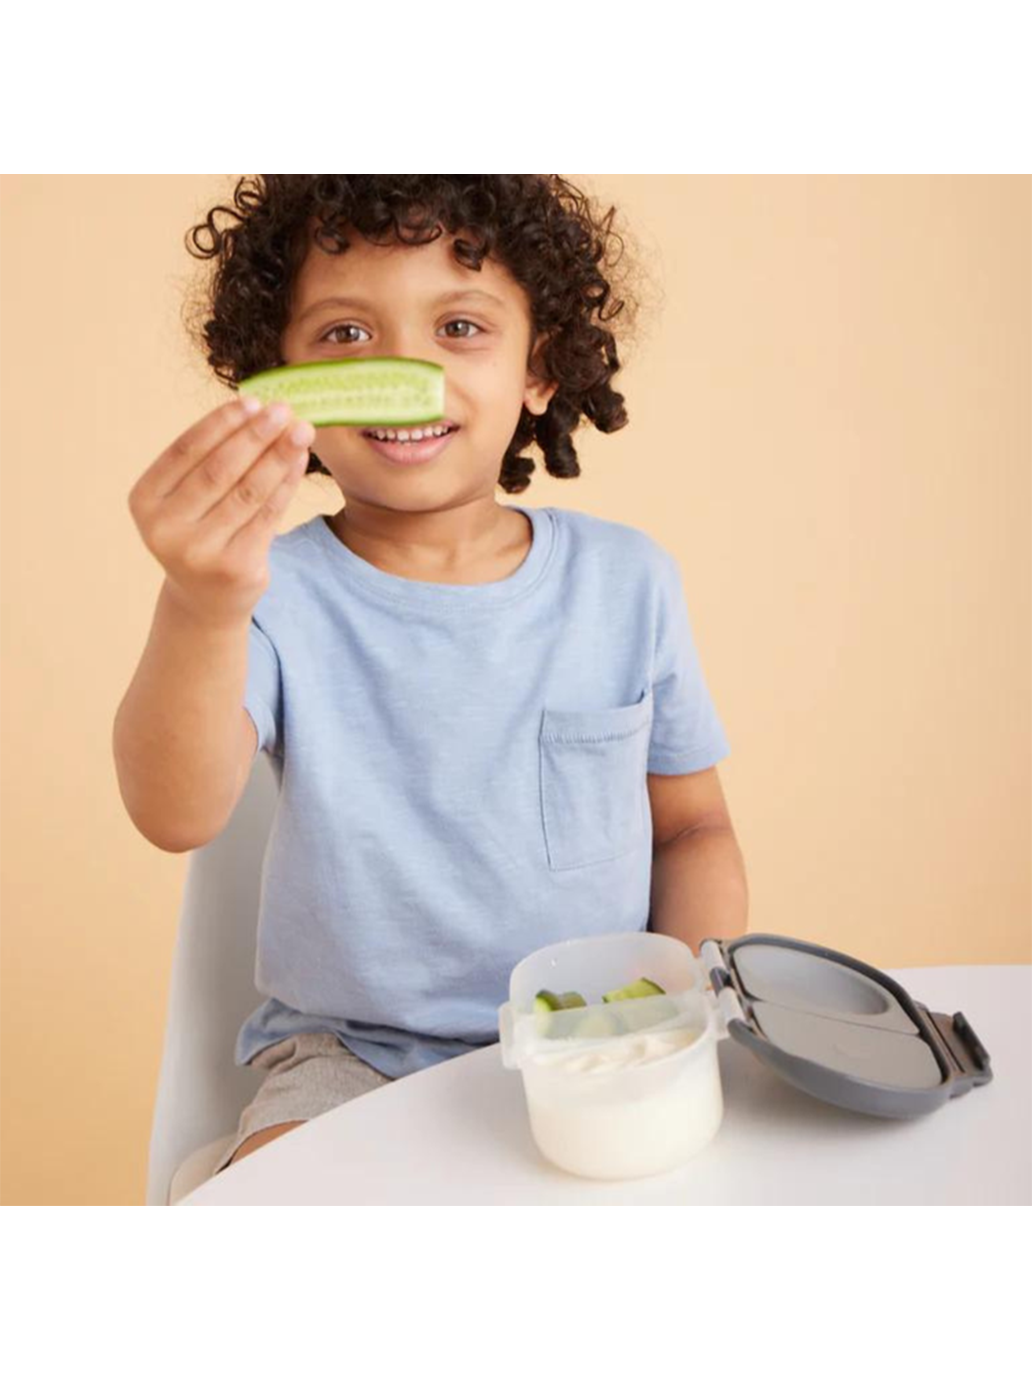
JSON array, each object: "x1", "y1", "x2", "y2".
[
  {"x1": 700, "y1": 939, "x2": 747, "y2": 1031},
  {"x1": 699, "y1": 939, "x2": 730, "y2": 990},
  {"x1": 716, "y1": 984, "x2": 746, "y2": 1030}
]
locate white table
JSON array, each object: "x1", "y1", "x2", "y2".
[{"x1": 178, "y1": 965, "x2": 1031, "y2": 1206}]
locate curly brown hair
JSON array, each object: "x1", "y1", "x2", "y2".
[{"x1": 181, "y1": 175, "x2": 652, "y2": 495}]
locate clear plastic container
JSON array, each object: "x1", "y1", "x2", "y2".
[{"x1": 498, "y1": 932, "x2": 730, "y2": 1181}]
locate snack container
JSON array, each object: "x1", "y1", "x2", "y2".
[
  {"x1": 497, "y1": 932, "x2": 736, "y2": 1180},
  {"x1": 498, "y1": 930, "x2": 994, "y2": 1183}
]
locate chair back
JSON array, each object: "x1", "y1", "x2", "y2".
[{"x1": 145, "y1": 752, "x2": 279, "y2": 1205}]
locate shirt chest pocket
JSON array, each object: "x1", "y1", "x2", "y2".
[{"x1": 538, "y1": 688, "x2": 654, "y2": 871}]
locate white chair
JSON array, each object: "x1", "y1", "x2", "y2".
[{"x1": 146, "y1": 751, "x2": 280, "y2": 1206}]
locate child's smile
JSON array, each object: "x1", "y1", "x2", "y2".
[{"x1": 359, "y1": 422, "x2": 461, "y2": 467}]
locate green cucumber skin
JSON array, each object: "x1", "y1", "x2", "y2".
[
  {"x1": 238, "y1": 357, "x2": 445, "y2": 429},
  {"x1": 534, "y1": 990, "x2": 588, "y2": 1014},
  {"x1": 602, "y1": 977, "x2": 666, "y2": 1003}
]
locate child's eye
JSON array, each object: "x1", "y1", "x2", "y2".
[
  {"x1": 320, "y1": 319, "x2": 483, "y2": 345},
  {"x1": 321, "y1": 323, "x2": 368, "y2": 345},
  {"x1": 441, "y1": 318, "x2": 482, "y2": 339}
]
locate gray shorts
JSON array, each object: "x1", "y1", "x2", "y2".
[{"x1": 212, "y1": 1031, "x2": 393, "y2": 1178}]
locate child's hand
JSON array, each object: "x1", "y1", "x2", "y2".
[{"x1": 128, "y1": 396, "x2": 314, "y2": 628}]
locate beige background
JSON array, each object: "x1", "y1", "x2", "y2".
[{"x1": 1, "y1": 175, "x2": 1028, "y2": 1206}]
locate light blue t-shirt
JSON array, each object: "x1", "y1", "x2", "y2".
[{"x1": 236, "y1": 503, "x2": 730, "y2": 1079}]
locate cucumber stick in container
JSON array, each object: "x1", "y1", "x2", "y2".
[{"x1": 238, "y1": 357, "x2": 445, "y2": 429}]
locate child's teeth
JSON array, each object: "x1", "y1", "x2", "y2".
[{"x1": 370, "y1": 426, "x2": 450, "y2": 441}]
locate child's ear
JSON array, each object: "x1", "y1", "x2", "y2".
[{"x1": 524, "y1": 329, "x2": 558, "y2": 417}]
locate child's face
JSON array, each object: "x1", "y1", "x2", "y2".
[{"x1": 279, "y1": 220, "x2": 557, "y2": 506}]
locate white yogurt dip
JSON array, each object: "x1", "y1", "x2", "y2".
[
  {"x1": 522, "y1": 1023, "x2": 724, "y2": 1180},
  {"x1": 531, "y1": 1026, "x2": 700, "y2": 1074}
]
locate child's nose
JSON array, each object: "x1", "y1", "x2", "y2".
[{"x1": 376, "y1": 328, "x2": 435, "y2": 362}]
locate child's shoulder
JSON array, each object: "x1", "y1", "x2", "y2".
[
  {"x1": 551, "y1": 505, "x2": 671, "y2": 575},
  {"x1": 250, "y1": 516, "x2": 328, "y2": 611}
]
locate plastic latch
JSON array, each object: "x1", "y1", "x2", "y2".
[
  {"x1": 952, "y1": 1011, "x2": 991, "y2": 1071},
  {"x1": 922, "y1": 1006, "x2": 994, "y2": 1086}
]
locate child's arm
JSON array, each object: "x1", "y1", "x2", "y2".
[
  {"x1": 113, "y1": 394, "x2": 310, "y2": 852},
  {"x1": 112, "y1": 581, "x2": 256, "y2": 852},
  {"x1": 647, "y1": 767, "x2": 748, "y2": 949},
  {"x1": 648, "y1": 820, "x2": 749, "y2": 952}
]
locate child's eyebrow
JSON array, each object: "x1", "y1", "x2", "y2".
[{"x1": 297, "y1": 288, "x2": 507, "y2": 321}]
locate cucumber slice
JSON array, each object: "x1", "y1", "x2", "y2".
[
  {"x1": 572, "y1": 1009, "x2": 624, "y2": 1040},
  {"x1": 614, "y1": 995, "x2": 679, "y2": 1034},
  {"x1": 601, "y1": 977, "x2": 666, "y2": 1003},
  {"x1": 238, "y1": 357, "x2": 445, "y2": 429},
  {"x1": 534, "y1": 990, "x2": 588, "y2": 1039},
  {"x1": 533, "y1": 990, "x2": 587, "y2": 1012}
]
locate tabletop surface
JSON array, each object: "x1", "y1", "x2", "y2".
[{"x1": 179, "y1": 965, "x2": 1031, "y2": 1206}]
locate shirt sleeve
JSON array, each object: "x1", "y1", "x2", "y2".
[
  {"x1": 647, "y1": 548, "x2": 730, "y2": 774},
  {"x1": 244, "y1": 617, "x2": 283, "y2": 758}
]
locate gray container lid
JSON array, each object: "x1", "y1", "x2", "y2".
[{"x1": 699, "y1": 933, "x2": 993, "y2": 1118}]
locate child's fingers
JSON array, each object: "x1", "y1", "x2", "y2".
[
  {"x1": 126, "y1": 399, "x2": 311, "y2": 625},
  {"x1": 225, "y1": 455, "x2": 309, "y2": 558},
  {"x1": 181, "y1": 409, "x2": 311, "y2": 533},
  {"x1": 131, "y1": 395, "x2": 265, "y2": 507}
]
